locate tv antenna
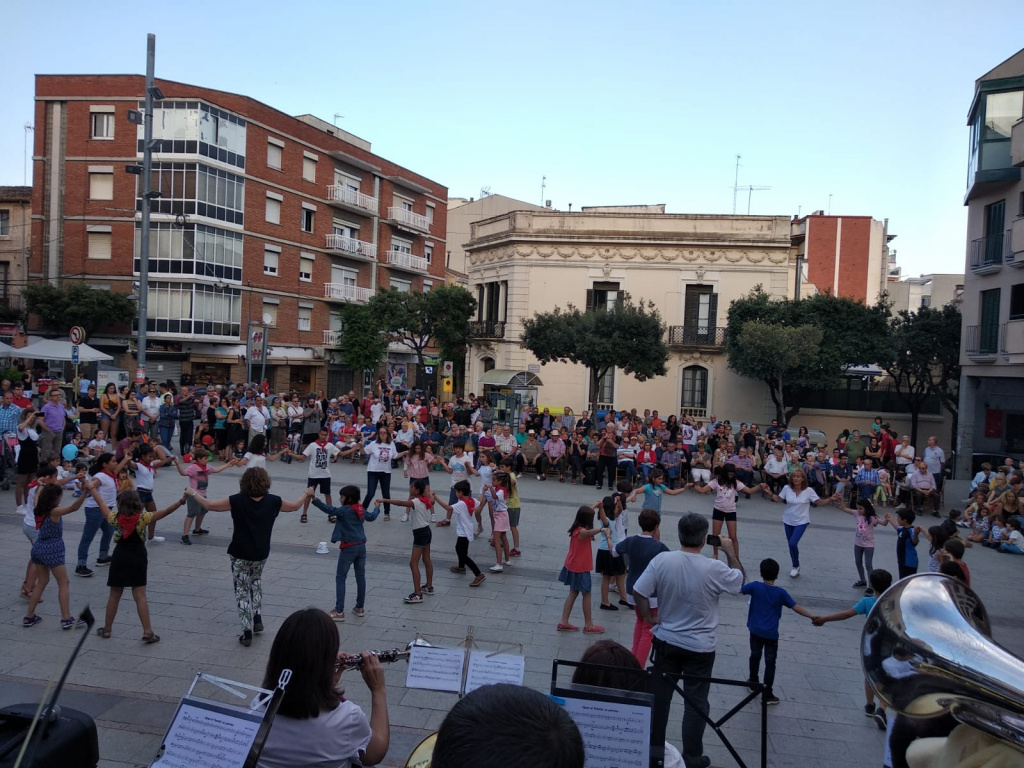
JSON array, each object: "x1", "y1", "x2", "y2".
[
  {"x1": 333, "y1": 113, "x2": 344, "y2": 126},
  {"x1": 479, "y1": 186, "x2": 492, "y2": 198},
  {"x1": 540, "y1": 175, "x2": 546, "y2": 206},
  {"x1": 737, "y1": 185, "x2": 771, "y2": 215},
  {"x1": 731, "y1": 154, "x2": 741, "y2": 214}
]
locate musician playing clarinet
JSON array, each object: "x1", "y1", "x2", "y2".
[{"x1": 258, "y1": 608, "x2": 390, "y2": 768}]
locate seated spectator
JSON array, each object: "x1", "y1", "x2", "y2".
[
  {"x1": 520, "y1": 430, "x2": 545, "y2": 478},
  {"x1": 431, "y1": 683, "x2": 584, "y2": 768},
  {"x1": 831, "y1": 454, "x2": 853, "y2": 500},
  {"x1": 729, "y1": 447, "x2": 755, "y2": 487},
  {"x1": 258, "y1": 608, "x2": 389, "y2": 768},
  {"x1": 762, "y1": 446, "x2": 789, "y2": 494},
  {"x1": 544, "y1": 428, "x2": 567, "y2": 482},
  {"x1": 616, "y1": 437, "x2": 638, "y2": 483},
  {"x1": 906, "y1": 462, "x2": 938, "y2": 516},
  {"x1": 854, "y1": 458, "x2": 880, "y2": 505}
]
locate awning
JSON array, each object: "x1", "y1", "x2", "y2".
[
  {"x1": 477, "y1": 369, "x2": 544, "y2": 387},
  {"x1": 18, "y1": 339, "x2": 113, "y2": 362}
]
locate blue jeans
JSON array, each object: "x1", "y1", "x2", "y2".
[
  {"x1": 783, "y1": 523, "x2": 808, "y2": 568},
  {"x1": 1001, "y1": 543, "x2": 1023, "y2": 554},
  {"x1": 160, "y1": 425, "x2": 175, "y2": 448},
  {"x1": 78, "y1": 506, "x2": 113, "y2": 566},
  {"x1": 335, "y1": 544, "x2": 366, "y2": 612},
  {"x1": 618, "y1": 461, "x2": 636, "y2": 483},
  {"x1": 363, "y1": 472, "x2": 392, "y2": 515}
]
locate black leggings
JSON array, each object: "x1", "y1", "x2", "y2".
[
  {"x1": 178, "y1": 420, "x2": 194, "y2": 455},
  {"x1": 363, "y1": 472, "x2": 392, "y2": 514},
  {"x1": 455, "y1": 536, "x2": 481, "y2": 576},
  {"x1": 597, "y1": 455, "x2": 616, "y2": 488}
]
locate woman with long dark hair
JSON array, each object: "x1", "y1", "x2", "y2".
[
  {"x1": 258, "y1": 608, "x2": 390, "y2": 768},
  {"x1": 357, "y1": 424, "x2": 407, "y2": 520}
]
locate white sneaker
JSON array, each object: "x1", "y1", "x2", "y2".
[
  {"x1": 430, "y1": 512, "x2": 436, "y2": 522},
  {"x1": 488, "y1": 564, "x2": 504, "y2": 573},
  {"x1": 503, "y1": 560, "x2": 511, "y2": 567},
  {"x1": 315, "y1": 542, "x2": 330, "y2": 555},
  {"x1": 789, "y1": 567, "x2": 800, "y2": 578},
  {"x1": 149, "y1": 536, "x2": 166, "y2": 543},
  {"x1": 16, "y1": 504, "x2": 26, "y2": 516},
  {"x1": 401, "y1": 514, "x2": 409, "y2": 523}
]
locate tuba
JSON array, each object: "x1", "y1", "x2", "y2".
[{"x1": 863, "y1": 573, "x2": 1024, "y2": 749}]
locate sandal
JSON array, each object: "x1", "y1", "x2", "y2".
[
  {"x1": 142, "y1": 632, "x2": 161, "y2": 644},
  {"x1": 96, "y1": 627, "x2": 111, "y2": 639},
  {"x1": 300, "y1": 514, "x2": 308, "y2": 524},
  {"x1": 557, "y1": 623, "x2": 579, "y2": 632},
  {"x1": 435, "y1": 519, "x2": 450, "y2": 527},
  {"x1": 583, "y1": 625, "x2": 605, "y2": 634}
]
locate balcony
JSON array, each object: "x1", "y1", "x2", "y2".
[
  {"x1": 325, "y1": 234, "x2": 377, "y2": 261},
  {"x1": 969, "y1": 233, "x2": 1008, "y2": 275},
  {"x1": 385, "y1": 206, "x2": 430, "y2": 232},
  {"x1": 965, "y1": 323, "x2": 1005, "y2": 363},
  {"x1": 326, "y1": 185, "x2": 378, "y2": 215},
  {"x1": 667, "y1": 325, "x2": 726, "y2": 350},
  {"x1": 386, "y1": 249, "x2": 429, "y2": 273},
  {"x1": 471, "y1": 320, "x2": 505, "y2": 339},
  {"x1": 1009, "y1": 219, "x2": 1024, "y2": 267},
  {"x1": 324, "y1": 283, "x2": 373, "y2": 303},
  {"x1": 323, "y1": 330, "x2": 343, "y2": 347},
  {"x1": 1012, "y1": 119, "x2": 1024, "y2": 168}
]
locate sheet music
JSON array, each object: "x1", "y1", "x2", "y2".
[
  {"x1": 152, "y1": 700, "x2": 261, "y2": 768},
  {"x1": 464, "y1": 651, "x2": 525, "y2": 693},
  {"x1": 557, "y1": 697, "x2": 651, "y2": 768},
  {"x1": 405, "y1": 645, "x2": 465, "y2": 692}
]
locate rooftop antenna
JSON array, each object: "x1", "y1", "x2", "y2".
[
  {"x1": 480, "y1": 186, "x2": 491, "y2": 198},
  {"x1": 828, "y1": 193, "x2": 833, "y2": 215},
  {"x1": 23, "y1": 123, "x2": 34, "y2": 185},
  {"x1": 737, "y1": 185, "x2": 771, "y2": 214},
  {"x1": 540, "y1": 175, "x2": 546, "y2": 206},
  {"x1": 731, "y1": 154, "x2": 741, "y2": 214},
  {"x1": 333, "y1": 113, "x2": 344, "y2": 126}
]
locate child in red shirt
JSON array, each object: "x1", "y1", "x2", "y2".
[{"x1": 557, "y1": 504, "x2": 611, "y2": 634}]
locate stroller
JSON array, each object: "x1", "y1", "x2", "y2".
[{"x1": 0, "y1": 433, "x2": 18, "y2": 491}]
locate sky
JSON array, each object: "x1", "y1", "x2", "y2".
[{"x1": 3, "y1": 0, "x2": 1022, "y2": 278}]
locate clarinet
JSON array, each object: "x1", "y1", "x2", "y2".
[{"x1": 337, "y1": 648, "x2": 411, "y2": 669}]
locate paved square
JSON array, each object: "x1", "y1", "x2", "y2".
[{"x1": 1, "y1": 459, "x2": 1020, "y2": 767}]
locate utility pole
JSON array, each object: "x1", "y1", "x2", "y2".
[
  {"x1": 137, "y1": 33, "x2": 157, "y2": 385},
  {"x1": 731, "y1": 155, "x2": 741, "y2": 215}
]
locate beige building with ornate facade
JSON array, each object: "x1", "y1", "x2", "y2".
[{"x1": 463, "y1": 209, "x2": 796, "y2": 422}]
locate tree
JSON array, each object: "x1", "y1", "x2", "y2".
[
  {"x1": 726, "y1": 287, "x2": 890, "y2": 424},
  {"x1": 367, "y1": 285, "x2": 477, "y2": 386},
  {"x1": 336, "y1": 303, "x2": 389, "y2": 389},
  {"x1": 23, "y1": 282, "x2": 137, "y2": 338},
  {"x1": 520, "y1": 294, "x2": 669, "y2": 411},
  {"x1": 883, "y1": 304, "x2": 962, "y2": 447}
]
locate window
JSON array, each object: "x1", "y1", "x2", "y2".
[
  {"x1": 302, "y1": 155, "x2": 317, "y2": 182},
  {"x1": 1011, "y1": 284, "x2": 1024, "y2": 321},
  {"x1": 424, "y1": 244, "x2": 433, "y2": 263},
  {"x1": 979, "y1": 288, "x2": 1001, "y2": 353},
  {"x1": 89, "y1": 172, "x2": 114, "y2": 200},
  {"x1": 920, "y1": 294, "x2": 931, "y2": 309},
  {"x1": 333, "y1": 221, "x2": 357, "y2": 239},
  {"x1": 685, "y1": 284, "x2": 719, "y2": 343},
  {"x1": 401, "y1": 200, "x2": 414, "y2": 212},
  {"x1": 426, "y1": 204, "x2": 435, "y2": 225},
  {"x1": 145, "y1": 281, "x2": 241, "y2": 337},
  {"x1": 682, "y1": 366, "x2": 708, "y2": 410},
  {"x1": 301, "y1": 208, "x2": 315, "y2": 232},
  {"x1": 299, "y1": 255, "x2": 314, "y2": 282},
  {"x1": 391, "y1": 237, "x2": 412, "y2": 255},
  {"x1": 267, "y1": 140, "x2": 282, "y2": 170},
  {"x1": 91, "y1": 112, "x2": 114, "y2": 139},
  {"x1": 0, "y1": 210, "x2": 9, "y2": 236},
  {"x1": 88, "y1": 231, "x2": 112, "y2": 260},
  {"x1": 265, "y1": 195, "x2": 281, "y2": 225},
  {"x1": 390, "y1": 277, "x2": 411, "y2": 293},
  {"x1": 298, "y1": 305, "x2": 312, "y2": 332},
  {"x1": 262, "y1": 301, "x2": 278, "y2": 327},
  {"x1": 595, "y1": 370, "x2": 614, "y2": 406},
  {"x1": 423, "y1": 280, "x2": 433, "y2": 293},
  {"x1": 143, "y1": 162, "x2": 244, "y2": 225},
  {"x1": 263, "y1": 247, "x2": 279, "y2": 276},
  {"x1": 134, "y1": 222, "x2": 243, "y2": 282},
  {"x1": 586, "y1": 282, "x2": 622, "y2": 312}
]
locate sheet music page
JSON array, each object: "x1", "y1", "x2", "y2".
[
  {"x1": 405, "y1": 645, "x2": 465, "y2": 692},
  {"x1": 557, "y1": 696, "x2": 650, "y2": 768},
  {"x1": 152, "y1": 700, "x2": 260, "y2": 768},
  {"x1": 464, "y1": 651, "x2": 525, "y2": 693}
]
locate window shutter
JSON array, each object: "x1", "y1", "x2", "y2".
[
  {"x1": 708, "y1": 293, "x2": 719, "y2": 330},
  {"x1": 88, "y1": 233, "x2": 112, "y2": 260},
  {"x1": 615, "y1": 290, "x2": 624, "y2": 309},
  {"x1": 684, "y1": 287, "x2": 698, "y2": 327},
  {"x1": 477, "y1": 285, "x2": 485, "y2": 321},
  {"x1": 585, "y1": 289, "x2": 594, "y2": 312}
]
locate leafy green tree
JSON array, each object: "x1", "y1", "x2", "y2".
[
  {"x1": 883, "y1": 304, "x2": 962, "y2": 446},
  {"x1": 23, "y1": 282, "x2": 136, "y2": 338},
  {"x1": 336, "y1": 303, "x2": 389, "y2": 387},
  {"x1": 520, "y1": 294, "x2": 669, "y2": 411},
  {"x1": 726, "y1": 287, "x2": 890, "y2": 424}
]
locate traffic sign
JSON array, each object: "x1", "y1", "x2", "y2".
[
  {"x1": 442, "y1": 360, "x2": 453, "y2": 377},
  {"x1": 136, "y1": 366, "x2": 146, "y2": 384},
  {"x1": 442, "y1": 377, "x2": 453, "y2": 393},
  {"x1": 69, "y1": 326, "x2": 86, "y2": 345},
  {"x1": 71, "y1": 345, "x2": 80, "y2": 364}
]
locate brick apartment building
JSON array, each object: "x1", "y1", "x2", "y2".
[
  {"x1": 790, "y1": 212, "x2": 895, "y2": 304},
  {"x1": 31, "y1": 75, "x2": 447, "y2": 393}
]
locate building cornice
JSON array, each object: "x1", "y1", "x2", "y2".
[{"x1": 466, "y1": 243, "x2": 791, "y2": 267}]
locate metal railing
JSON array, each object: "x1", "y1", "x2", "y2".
[
  {"x1": 801, "y1": 381, "x2": 942, "y2": 413},
  {"x1": 386, "y1": 249, "x2": 429, "y2": 272},
  {"x1": 325, "y1": 234, "x2": 377, "y2": 259},
  {"x1": 386, "y1": 206, "x2": 430, "y2": 231},
  {"x1": 965, "y1": 323, "x2": 1005, "y2": 357},
  {"x1": 470, "y1": 320, "x2": 505, "y2": 339},
  {"x1": 680, "y1": 406, "x2": 709, "y2": 419},
  {"x1": 323, "y1": 329, "x2": 343, "y2": 346},
  {"x1": 326, "y1": 185, "x2": 378, "y2": 213},
  {"x1": 668, "y1": 325, "x2": 726, "y2": 348},
  {"x1": 324, "y1": 283, "x2": 373, "y2": 303},
  {"x1": 969, "y1": 232, "x2": 1008, "y2": 272}
]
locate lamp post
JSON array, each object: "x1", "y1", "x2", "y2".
[{"x1": 136, "y1": 33, "x2": 163, "y2": 384}]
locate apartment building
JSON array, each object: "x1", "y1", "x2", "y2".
[
  {"x1": 791, "y1": 212, "x2": 895, "y2": 303},
  {"x1": 0, "y1": 186, "x2": 31, "y2": 344},
  {"x1": 31, "y1": 75, "x2": 447, "y2": 392},
  {"x1": 956, "y1": 49, "x2": 1024, "y2": 473},
  {"x1": 887, "y1": 273, "x2": 963, "y2": 314}
]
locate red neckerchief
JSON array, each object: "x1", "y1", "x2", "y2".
[
  {"x1": 118, "y1": 511, "x2": 142, "y2": 540},
  {"x1": 101, "y1": 470, "x2": 116, "y2": 480},
  {"x1": 464, "y1": 497, "x2": 476, "y2": 514},
  {"x1": 417, "y1": 495, "x2": 433, "y2": 507},
  {"x1": 316, "y1": 439, "x2": 328, "y2": 448},
  {"x1": 351, "y1": 502, "x2": 365, "y2": 521},
  {"x1": 140, "y1": 461, "x2": 155, "y2": 475}
]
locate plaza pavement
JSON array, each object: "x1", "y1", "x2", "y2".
[{"x1": 0, "y1": 457, "x2": 1021, "y2": 768}]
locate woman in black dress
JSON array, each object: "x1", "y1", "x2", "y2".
[
  {"x1": 16, "y1": 407, "x2": 43, "y2": 509},
  {"x1": 93, "y1": 488, "x2": 186, "y2": 642}
]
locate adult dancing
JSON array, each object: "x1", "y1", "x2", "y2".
[
  {"x1": 356, "y1": 424, "x2": 407, "y2": 521},
  {"x1": 184, "y1": 467, "x2": 310, "y2": 646},
  {"x1": 761, "y1": 468, "x2": 839, "y2": 577}
]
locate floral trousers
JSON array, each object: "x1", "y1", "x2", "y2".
[{"x1": 230, "y1": 556, "x2": 265, "y2": 632}]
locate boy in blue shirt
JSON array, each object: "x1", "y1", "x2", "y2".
[
  {"x1": 813, "y1": 568, "x2": 894, "y2": 729},
  {"x1": 612, "y1": 508, "x2": 670, "y2": 664},
  {"x1": 884, "y1": 509, "x2": 919, "y2": 578},
  {"x1": 742, "y1": 558, "x2": 816, "y2": 705}
]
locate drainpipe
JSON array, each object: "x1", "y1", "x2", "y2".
[{"x1": 371, "y1": 176, "x2": 380, "y2": 294}]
